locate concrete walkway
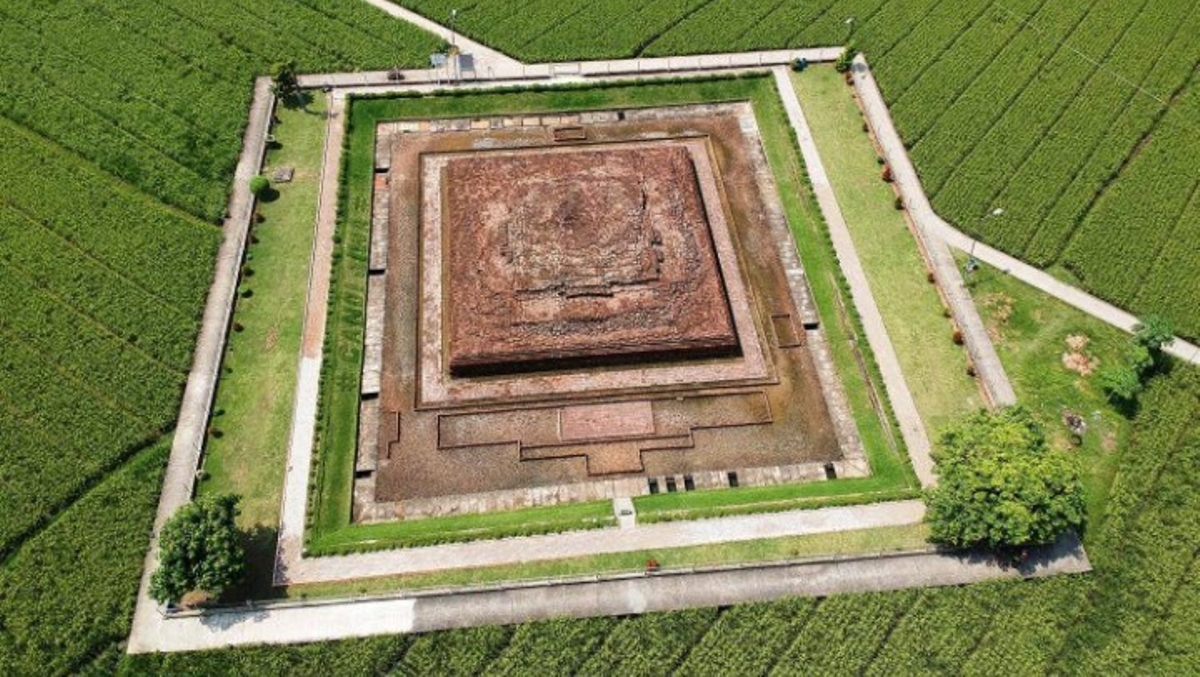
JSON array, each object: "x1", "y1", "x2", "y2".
[
  {"x1": 127, "y1": 75, "x2": 275, "y2": 654},
  {"x1": 274, "y1": 93, "x2": 348, "y2": 582},
  {"x1": 850, "y1": 55, "x2": 1200, "y2": 368},
  {"x1": 361, "y1": 0, "x2": 519, "y2": 74},
  {"x1": 296, "y1": 48, "x2": 843, "y2": 89},
  {"x1": 774, "y1": 69, "x2": 936, "y2": 488},
  {"x1": 128, "y1": 532, "x2": 1090, "y2": 653},
  {"x1": 284, "y1": 501, "x2": 926, "y2": 584}
]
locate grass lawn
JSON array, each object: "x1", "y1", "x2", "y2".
[
  {"x1": 966, "y1": 258, "x2": 1132, "y2": 535},
  {"x1": 307, "y1": 75, "x2": 917, "y2": 550},
  {"x1": 198, "y1": 97, "x2": 328, "y2": 593},
  {"x1": 287, "y1": 522, "x2": 931, "y2": 600},
  {"x1": 792, "y1": 66, "x2": 983, "y2": 435}
]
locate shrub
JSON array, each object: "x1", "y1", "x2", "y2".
[{"x1": 248, "y1": 174, "x2": 270, "y2": 198}]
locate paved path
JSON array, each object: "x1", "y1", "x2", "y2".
[
  {"x1": 774, "y1": 68, "x2": 936, "y2": 488},
  {"x1": 850, "y1": 55, "x2": 1200, "y2": 368},
  {"x1": 274, "y1": 92, "x2": 347, "y2": 584},
  {"x1": 128, "y1": 532, "x2": 1090, "y2": 653},
  {"x1": 284, "y1": 501, "x2": 926, "y2": 584},
  {"x1": 361, "y1": 0, "x2": 519, "y2": 74},
  {"x1": 296, "y1": 48, "x2": 843, "y2": 89},
  {"x1": 128, "y1": 76, "x2": 276, "y2": 656},
  {"x1": 851, "y1": 62, "x2": 1016, "y2": 407}
]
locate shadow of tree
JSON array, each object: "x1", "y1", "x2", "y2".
[{"x1": 220, "y1": 523, "x2": 281, "y2": 603}]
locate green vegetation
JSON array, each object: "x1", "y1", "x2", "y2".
[
  {"x1": 925, "y1": 407, "x2": 1085, "y2": 549},
  {"x1": 123, "y1": 367, "x2": 1200, "y2": 675},
  {"x1": 0, "y1": 0, "x2": 439, "y2": 221},
  {"x1": 1099, "y1": 315, "x2": 1176, "y2": 404},
  {"x1": 397, "y1": 0, "x2": 1200, "y2": 339},
  {"x1": 308, "y1": 75, "x2": 914, "y2": 551},
  {"x1": 4, "y1": 0, "x2": 1199, "y2": 670},
  {"x1": 0, "y1": 0, "x2": 439, "y2": 669},
  {"x1": 0, "y1": 441, "x2": 168, "y2": 676},
  {"x1": 292, "y1": 524, "x2": 930, "y2": 600},
  {"x1": 793, "y1": 65, "x2": 982, "y2": 434},
  {"x1": 967, "y1": 259, "x2": 1133, "y2": 531},
  {"x1": 151, "y1": 494, "x2": 245, "y2": 605},
  {"x1": 248, "y1": 174, "x2": 271, "y2": 198},
  {"x1": 198, "y1": 99, "x2": 327, "y2": 593},
  {"x1": 310, "y1": 501, "x2": 616, "y2": 555},
  {"x1": 0, "y1": 120, "x2": 218, "y2": 559}
]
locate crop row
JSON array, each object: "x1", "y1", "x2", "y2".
[
  {"x1": 932, "y1": 0, "x2": 1154, "y2": 228},
  {"x1": 0, "y1": 0, "x2": 437, "y2": 220},
  {"x1": 884, "y1": 0, "x2": 1047, "y2": 145},
  {"x1": 0, "y1": 335, "x2": 154, "y2": 556},
  {"x1": 909, "y1": 0, "x2": 1091, "y2": 198},
  {"x1": 0, "y1": 443, "x2": 168, "y2": 677},
  {"x1": 872, "y1": 0, "x2": 993, "y2": 105},
  {"x1": 1131, "y1": 193, "x2": 1200, "y2": 333},
  {"x1": 1066, "y1": 372, "x2": 1200, "y2": 672},
  {"x1": 0, "y1": 119, "x2": 220, "y2": 310},
  {"x1": 641, "y1": 0, "x2": 823, "y2": 58},
  {"x1": 0, "y1": 266, "x2": 184, "y2": 419},
  {"x1": 523, "y1": 0, "x2": 711, "y2": 62},
  {"x1": 0, "y1": 204, "x2": 199, "y2": 370},
  {"x1": 575, "y1": 609, "x2": 716, "y2": 676},
  {"x1": 397, "y1": 0, "x2": 915, "y2": 61},
  {"x1": 937, "y1": 0, "x2": 1192, "y2": 236},
  {"x1": 982, "y1": 4, "x2": 1199, "y2": 261},
  {"x1": 675, "y1": 600, "x2": 816, "y2": 676},
  {"x1": 395, "y1": 626, "x2": 512, "y2": 675},
  {"x1": 1060, "y1": 84, "x2": 1200, "y2": 333},
  {"x1": 481, "y1": 617, "x2": 617, "y2": 676}
]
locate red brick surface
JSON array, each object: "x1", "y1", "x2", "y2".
[{"x1": 443, "y1": 145, "x2": 738, "y2": 376}]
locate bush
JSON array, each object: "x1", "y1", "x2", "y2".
[
  {"x1": 925, "y1": 407, "x2": 1086, "y2": 549},
  {"x1": 248, "y1": 174, "x2": 270, "y2": 198},
  {"x1": 834, "y1": 44, "x2": 858, "y2": 73}
]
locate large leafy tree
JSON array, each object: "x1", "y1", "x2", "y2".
[
  {"x1": 925, "y1": 407, "x2": 1085, "y2": 549},
  {"x1": 269, "y1": 60, "x2": 302, "y2": 106},
  {"x1": 149, "y1": 494, "x2": 244, "y2": 605}
]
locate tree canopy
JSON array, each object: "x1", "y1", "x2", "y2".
[
  {"x1": 924, "y1": 406, "x2": 1085, "y2": 549},
  {"x1": 269, "y1": 60, "x2": 301, "y2": 106},
  {"x1": 149, "y1": 494, "x2": 244, "y2": 605}
]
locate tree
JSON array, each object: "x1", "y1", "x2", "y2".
[
  {"x1": 924, "y1": 407, "x2": 1085, "y2": 550},
  {"x1": 835, "y1": 43, "x2": 858, "y2": 73},
  {"x1": 269, "y1": 60, "x2": 301, "y2": 106},
  {"x1": 1101, "y1": 316, "x2": 1173, "y2": 404},
  {"x1": 1134, "y1": 315, "x2": 1174, "y2": 356},
  {"x1": 149, "y1": 494, "x2": 244, "y2": 606},
  {"x1": 1098, "y1": 361, "x2": 1144, "y2": 403}
]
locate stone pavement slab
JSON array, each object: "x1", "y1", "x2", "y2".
[{"x1": 129, "y1": 532, "x2": 1089, "y2": 653}]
